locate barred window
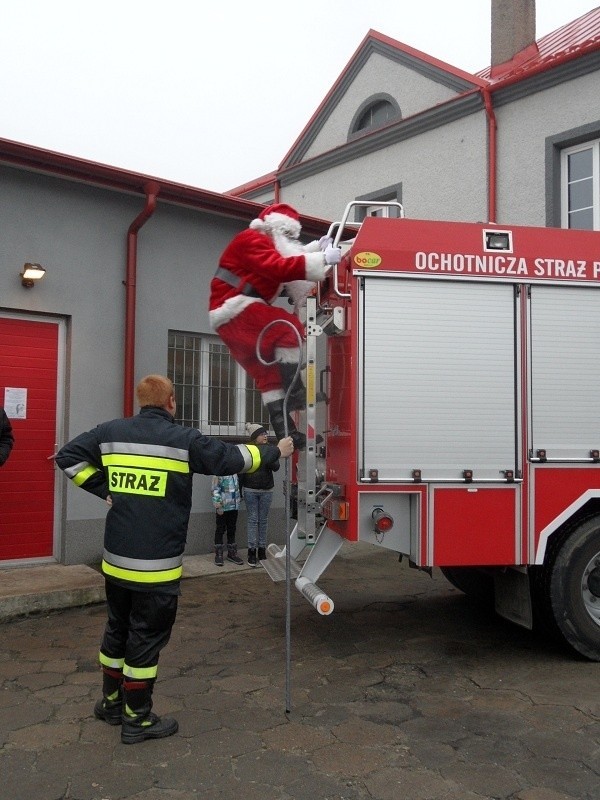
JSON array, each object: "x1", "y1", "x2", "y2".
[{"x1": 167, "y1": 331, "x2": 270, "y2": 437}]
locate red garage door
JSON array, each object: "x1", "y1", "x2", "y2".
[{"x1": 0, "y1": 315, "x2": 61, "y2": 561}]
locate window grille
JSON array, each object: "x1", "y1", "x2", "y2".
[{"x1": 167, "y1": 331, "x2": 270, "y2": 437}]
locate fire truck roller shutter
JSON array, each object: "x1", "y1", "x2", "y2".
[
  {"x1": 359, "y1": 278, "x2": 518, "y2": 482},
  {"x1": 530, "y1": 513, "x2": 600, "y2": 661}
]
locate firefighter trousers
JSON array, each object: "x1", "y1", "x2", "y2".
[{"x1": 101, "y1": 579, "x2": 178, "y2": 675}]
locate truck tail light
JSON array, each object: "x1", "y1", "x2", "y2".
[{"x1": 372, "y1": 508, "x2": 394, "y2": 533}]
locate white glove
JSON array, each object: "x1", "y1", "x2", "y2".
[
  {"x1": 324, "y1": 245, "x2": 342, "y2": 265},
  {"x1": 318, "y1": 235, "x2": 332, "y2": 251}
]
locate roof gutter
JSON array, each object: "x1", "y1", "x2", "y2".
[{"x1": 124, "y1": 181, "x2": 160, "y2": 416}]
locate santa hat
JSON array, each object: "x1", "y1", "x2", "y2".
[
  {"x1": 246, "y1": 422, "x2": 268, "y2": 441},
  {"x1": 249, "y1": 203, "x2": 302, "y2": 238}
]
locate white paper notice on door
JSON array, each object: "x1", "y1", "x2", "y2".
[{"x1": 4, "y1": 387, "x2": 27, "y2": 419}]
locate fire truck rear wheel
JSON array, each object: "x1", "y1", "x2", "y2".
[
  {"x1": 534, "y1": 515, "x2": 600, "y2": 662},
  {"x1": 439, "y1": 567, "x2": 494, "y2": 604}
]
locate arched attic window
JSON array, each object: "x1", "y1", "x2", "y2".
[{"x1": 348, "y1": 94, "x2": 401, "y2": 140}]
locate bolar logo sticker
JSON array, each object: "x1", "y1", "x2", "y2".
[{"x1": 354, "y1": 251, "x2": 382, "y2": 268}]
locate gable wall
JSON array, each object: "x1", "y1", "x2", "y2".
[
  {"x1": 281, "y1": 111, "x2": 488, "y2": 224},
  {"x1": 304, "y1": 52, "x2": 461, "y2": 161}
]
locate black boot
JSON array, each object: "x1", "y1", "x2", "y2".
[
  {"x1": 227, "y1": 544, "x2": 244, "y2": 565},
  {"x1": 121, "y1": 678, "x2": 178, "y2": 745},
  {"x1": 257, "y1": 547, "x2": 267, "y2": 561},
  {"x1": 247, "y1": 548, "x2": 257, "y2": 567},
  {"x1": 121, "y1": 711, "x2": 179, "y2": 744},
  {"x1": 95, "y1": 665, "x2": 123, "y2": 725},
  {"x1": 214, "y1": 545, "x2": 224, "y2": 566},
  {"x1": 94, "y1": 693, "x2": 122, "y2": 725},
  {"x1": 279, "y1": 363, "x2": 306, "y2": 411},
  {"x1": 266, "y1": 399, "x2": 307, "y2": 451}
]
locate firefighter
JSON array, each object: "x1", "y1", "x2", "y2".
[
  {"x1": 55, "y1": 374, "x2": 293, "y2": 744},
  {"x1": 209, "y1": 203, "x2": 341, "y2": 450}
]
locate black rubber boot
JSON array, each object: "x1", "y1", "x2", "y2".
[
  {"x1": 94, "y1": 694, "x2": 122, "y2": 725},
  {"x1": 121, "y1": 678, "x2": 178, "y2": 745},
  {"x1": 266, "y1": 399, "x2": 307, "y2": 451},
  {"x1": 121, "y1": 712, "x2": 179, "y2": 744},
  {"x1": 95, "y1": 665, "x2": 123, "y2": 724},
  {"x1": 279, "y1": 363, "x2": 306, "y2": 411}
]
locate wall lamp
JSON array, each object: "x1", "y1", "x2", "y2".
[{"x1": 21, "y1": 263, "x2": 46, "y2": 288}]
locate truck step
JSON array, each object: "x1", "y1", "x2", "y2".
[{"x1": 261, "y1": 544, "x2": 301, "y2": 583}]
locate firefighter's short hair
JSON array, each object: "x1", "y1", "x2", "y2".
[{"x1": 136, "y1": 374, "x2": 174, "y2": 409}]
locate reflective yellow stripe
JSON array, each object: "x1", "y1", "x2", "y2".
[
  {"x1": 123, "y1": 664, "x2": 158, "y2": 680},
  {"x1": 246, "y1": 444, "x2": 261, "y2": 474},
  {"x1": 72, "y1": 465, "x2": 100, "y2": 486},
  {"x1": 102, "y1": 559, "x2": 182, "y2": 584},
  {"x1": 99, "y1": 652, "x2": 124, "y2": 669},
  {"x1": 101, "y1": 454, "x2": 189, "y2": 473}
]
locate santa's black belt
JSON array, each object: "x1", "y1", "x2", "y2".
[{"x1": 214, "y1": 267, "x2": 262, "y2": 298}]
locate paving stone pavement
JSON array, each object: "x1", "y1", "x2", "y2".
[{"x1": 0, "y1": 543, "x2": 599, "y2": 800}]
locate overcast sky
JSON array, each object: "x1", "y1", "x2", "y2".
[{"x1": 1, "y1": 1, "x2": 597, "y2": 193}]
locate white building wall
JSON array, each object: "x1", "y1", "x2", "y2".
[
  {"x1": 0, "y1": 164, "x2": 289, "y2": 564},
  {"x1": 282, "y1": 111, "x2": 488, "y2": 224},
  {"x1": 494, "y1": 70, "x2": 600, "y2": 226}
]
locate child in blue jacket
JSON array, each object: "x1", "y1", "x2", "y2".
[{"x1": 211, "y1": 474, "x2": 243, "y2": 565}]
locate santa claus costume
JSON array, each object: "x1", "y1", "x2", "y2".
[{"x1": 209, "y1": 203, "x2": 340, "y2": 449}]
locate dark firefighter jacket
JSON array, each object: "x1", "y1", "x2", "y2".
[{"x1": 55, "y1": 406, "x2": 281, "y2": 591}]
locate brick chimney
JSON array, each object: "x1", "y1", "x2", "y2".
[{"x1": 491, "y1": 0, "x2": 537, "y2": 73}]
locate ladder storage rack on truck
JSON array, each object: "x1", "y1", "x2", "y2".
[{"x1": 266, "y1": 201, "x2": 600, "y2": 662}]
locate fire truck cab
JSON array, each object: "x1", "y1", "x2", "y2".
[{"x1": 266, "y1": 202, "x2": 600, "y2": 662}]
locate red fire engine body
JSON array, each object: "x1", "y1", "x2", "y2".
[{"x1": 269, "y1": 203, "x2": 600, "y2": 662}]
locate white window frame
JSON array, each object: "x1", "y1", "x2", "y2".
[{"x1": 560, "y1": 139, "x2": 600, "y2": 230}]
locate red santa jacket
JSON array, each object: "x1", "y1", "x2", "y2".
[{"x1": 209, "y1": 228, "x2": 327, "y2": 330}]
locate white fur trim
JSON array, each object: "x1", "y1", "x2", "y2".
[
  {"x1": 256, "y1": 211, "x2": 302, "y2": 239},
  {"x1": 305, "y1": 252, "x2": 329, "y2": 281},
  {"x1": 274, "y1": 347, "x2": 302, "y2": 363},
  {"x1": 284, "y1": 280, "x2": 315, "y2": 307},
  {"x1": 262, "y1": 389, "x2": 285, "y2": 404},
  {"x1": 303, "y1": 239, "x2": 321, "y2": 253},
  {"x1": 249, "y1": 218, "x2": 266, "y2": 231},
  {"x1": 209, "y1": 295, "x2": 263, "y2": 330}
]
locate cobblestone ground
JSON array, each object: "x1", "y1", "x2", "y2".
[{"x1": 0, "y1": 545, "x2": 599, "y2": 800}]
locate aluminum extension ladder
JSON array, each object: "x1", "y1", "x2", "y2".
[{"x1": 262, "y1": 294, "x2": 341, "y2": 615}]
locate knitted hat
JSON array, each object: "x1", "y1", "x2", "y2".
[
  {"x1": 249, "y1": 203, "x2": 302, "y2": 238},
  {"x1": 246, "y1": 422, "x2": 268, "y2": 441}
]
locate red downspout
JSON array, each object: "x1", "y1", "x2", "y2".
[
  {"x1": 482, "y1": 87, "x2": 497, "y2": 223},
  {"x1": 124, "y1": 181, "x2": 160, "y2": 416},
  {"x1": 274, "y1": 178, "x2": 281, "y2": 202},
  {"x1": 479, "y1": 37, "x2": 600, "y2": 226}
]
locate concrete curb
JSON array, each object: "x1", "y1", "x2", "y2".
[{"x1": 0, "y1": 552, "x2": 257, "y2": 624}]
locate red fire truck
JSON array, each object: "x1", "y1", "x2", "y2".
[{"x1": 265, "y1": 202, "x2": 600, "y2": 662}]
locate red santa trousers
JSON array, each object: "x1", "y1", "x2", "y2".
[{"x1": 216, "y1": 302, "x2": 304, "y2": 396}]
